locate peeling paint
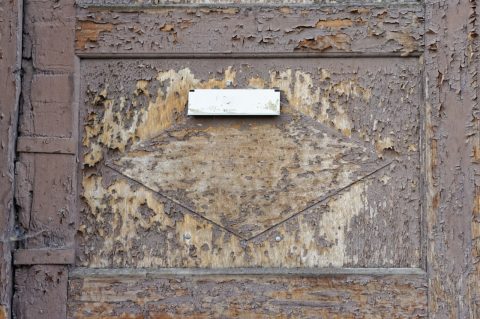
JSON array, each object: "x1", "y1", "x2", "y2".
[
  {"x1": 75, "y1": 6, "x2": 424, "y2": 55},
  {"x1": 67, "y1": 272, "x2": 427, "y2": 318},
  {"x1": 296, "y1": 34, "x2": 351, "y2": 52},
  {"x1": 76, "y1": 21, "x2": 113, "y2": 49},
  {"x1": 79, "y1": 58, "x2": 421, "y2": 268}
]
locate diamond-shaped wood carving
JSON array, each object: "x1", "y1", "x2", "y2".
[{"x1": 109, "y1": 116, "x2": 387, "y2": 240}]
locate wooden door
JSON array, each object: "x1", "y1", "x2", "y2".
[{"x1": 1, "y1": 0, "x2": 479, "y2": 318}]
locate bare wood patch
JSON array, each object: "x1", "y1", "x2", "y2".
[{"x1": 78, "y1": 58, "x2": 421, "y2": 268}]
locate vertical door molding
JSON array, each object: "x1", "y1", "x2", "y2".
[
  {"x1": 425, "y1": 0, "x2": 480, "y2": 317},
  {"x1": 0, "y1": 0, "x2": 23, "y2": 317},
  {"x1": 12, "y1": 0, "x2": 78, "y2": 317}
]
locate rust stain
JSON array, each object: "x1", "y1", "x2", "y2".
[
  {"x1": 0, "y1": 306, "x2": 7, "y2": 319},
  {"x1": 295, "y1": 34, "x2": 351, "y2": 52},
  {"x1": 76, "y1": 21, "x2": 113, "y2": 50}
]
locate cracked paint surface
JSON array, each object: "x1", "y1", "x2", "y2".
[
  {"x1": 78, "y1": 58, "x2": 422, "y2": 268},
  {"x1": 75, "y1": 5, "x2": 424, "y2": 56}
]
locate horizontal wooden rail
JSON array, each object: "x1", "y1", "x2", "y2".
[
  {"x1": 14, "y1": 248, "x2": 75, "y2": 265},
  {"x1": 70, "y1": 267, "x2": 426, "y2": 278},
  {"x1": 16, "y1": 136, "x2": 76, "y2": 154}
]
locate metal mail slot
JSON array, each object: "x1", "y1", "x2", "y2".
[{"x1": 188, "y1": 89, "x2": 280, "y2": 116}]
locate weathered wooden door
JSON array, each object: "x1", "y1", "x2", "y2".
[{"x1": 1, "y1": 0, "x2": 479, "y2": 318}]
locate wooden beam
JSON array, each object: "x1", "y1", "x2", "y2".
[
  {"x1": 0, "y1": 0, "x2": 22, "y2": 316},
  {"x1": 16, "y1": 136, "x2": 76, "y2": 154},
  {"x1": 68, "y1": 270, "x2": 428, "y2": 318},
  {"x1": 70, "y1": 267, "x2": 426, "y2": 279},
  {"x1": 425, "y1": 0, "x2": 480, "y2": 317},
  {"x1": 14, "y1": 248, "x2": 75, "y2": 265}
]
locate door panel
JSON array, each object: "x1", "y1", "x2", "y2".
[{"x1": 78, "y1": 57, "x2": 422, "y2": 268}]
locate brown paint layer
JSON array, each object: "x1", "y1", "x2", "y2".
[
  {"x1": 0, "y1": 0, "x2": 22, "y2": 316},
  {"x1": 14, "y1": 266, "x2": 69, "y2": 319},
  {"x1": 67, "y1": 272, "x2": 428, "y2": 318},
  {"x1": 75, "y1": 5, "x2": 424, "y2": 55},
  {"x1": 13, "y1": 0, "x2": 77, "y2": 316},
  {"x1": 16, "y1": 136, "x2": 76, "y2": 154},
  {"x1": 425, "y1": 0, "x2": 480, "y2": 317},
  {"x1": 14, "y1": 248, "x2": 75, "y2": 265}
]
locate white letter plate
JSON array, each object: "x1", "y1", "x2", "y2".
[{"x1": 188, "y1": 89, "x2": 280, "y2": 116}]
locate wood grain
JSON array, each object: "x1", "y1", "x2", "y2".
[
  {"x1": 78, "y1": 57, "x2": 422, "y2": 268},
  {"x1": 68, "y1": 270, "x2": 428, "y2": 319}
]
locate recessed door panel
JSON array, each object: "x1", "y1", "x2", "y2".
[{"x1": 79, "y1": 57, "x2": 421, "y2": 268}]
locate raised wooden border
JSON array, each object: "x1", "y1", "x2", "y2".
[
  {"x1": 425, "y1": 0, "x2": 480, "y2": 317},
  {"x1": 14, "y1": 248, "x2": 76, "y2": 266},
  {"x1": 75, "y1": 3, "x2": 424, "y2": 57},
  {"x1": 68, "y1": 268, "x2": 428, "y2": 318},
  {"x1": 12, "y1": 0, "x2": 78, "y2": 317},
  {"x1": 16, "y1": 137, "x2": 76, "y2": 154},
  {"x1": 70, "y1": 267, "x2": 426, "y2": 278},
  {"x1": 0, "y1": 0, "x2": 23, "y2": 317}
]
